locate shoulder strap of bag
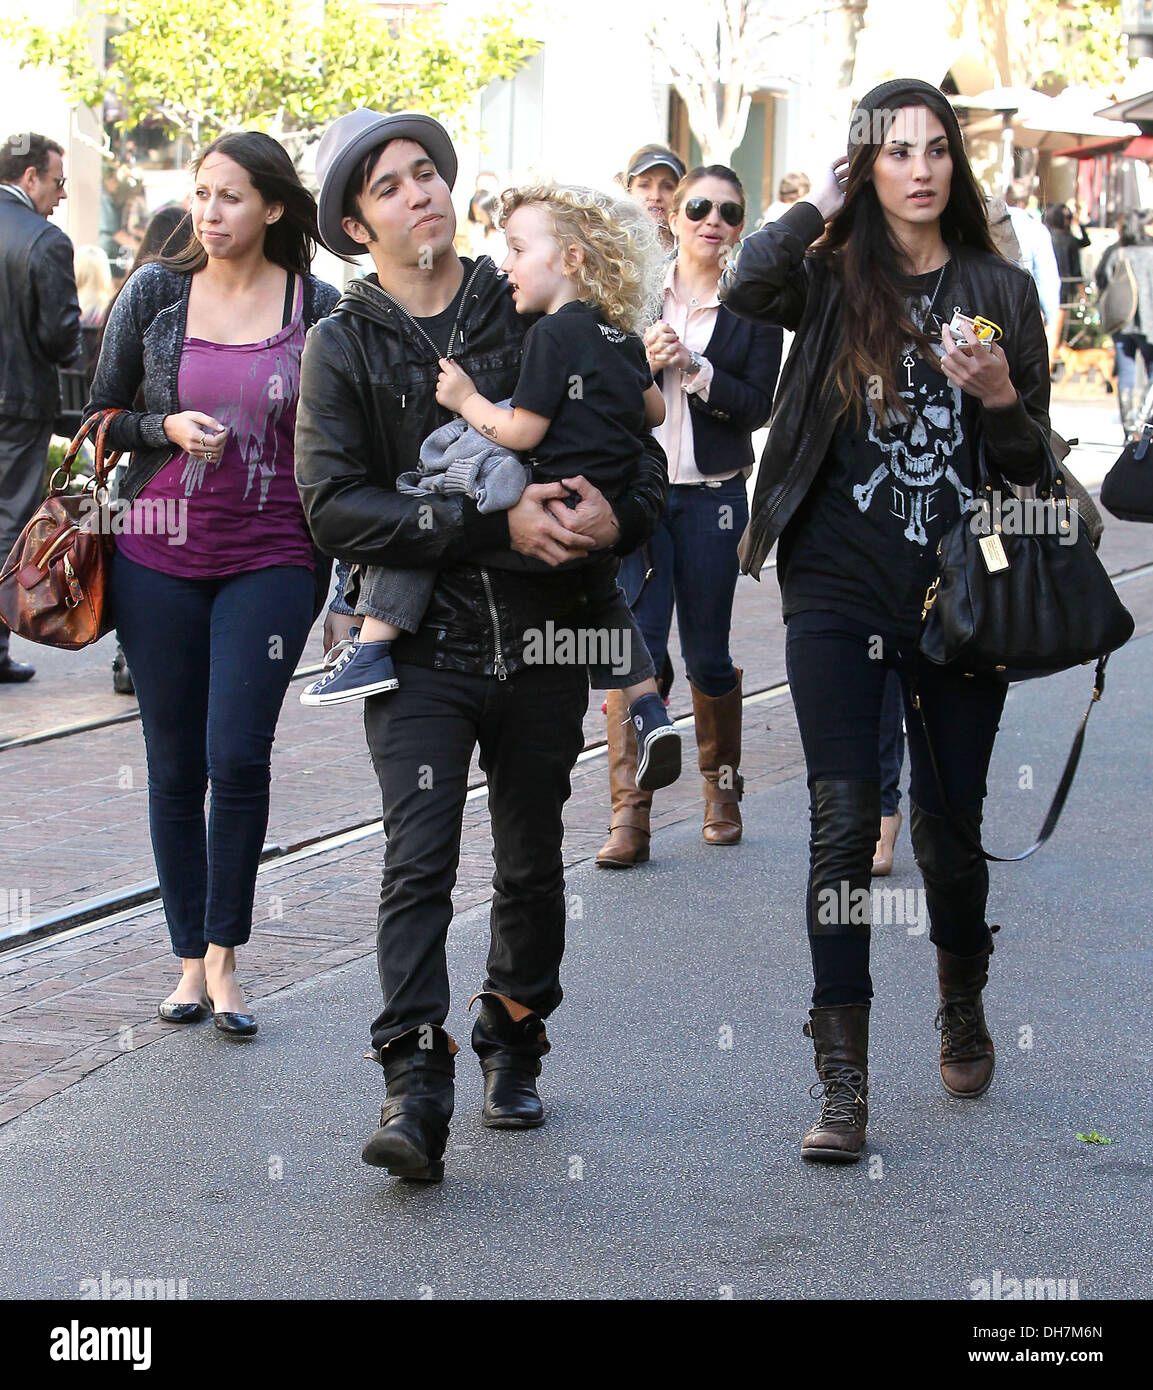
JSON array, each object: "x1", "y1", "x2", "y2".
[
  {"x1": 1121, "y1": 251, "x2": 1138, "y2": 301},
  {"x1": 910, "y1": 657, "x2": 1109, "y2": 863}
]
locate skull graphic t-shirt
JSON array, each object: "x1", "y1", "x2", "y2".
[{"x1": 778, "y1": 266, "x2": 977, "y2": 641}]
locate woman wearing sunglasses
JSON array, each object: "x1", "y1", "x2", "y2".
[
  {"x1": 596, "y1": 165, "x2": 782, "y2": 867},
  {"x1": 719, "y1": 79, "x2": 1051, "y2": 1162}
]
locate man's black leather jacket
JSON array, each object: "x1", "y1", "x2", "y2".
[
  {"x1": 0, "y1": 188, "x2": 82, "y2": 420},
  {"x1": 294, "y1": 256, "x2": 668, "y2": 678},
  {"x1": 719, "y1": 201, "x2": 1050, "y2": 577}
]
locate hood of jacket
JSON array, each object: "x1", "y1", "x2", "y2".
[{"x1": 337, "y1": 255, "x2": 520, "y2": 354}]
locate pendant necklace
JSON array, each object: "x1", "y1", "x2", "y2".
[{"x1": 903, "y1": 257, "x2": 949, "y2": 386}]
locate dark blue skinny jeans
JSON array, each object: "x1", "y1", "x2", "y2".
[
  {"x1": 1111, "y1": 332, "x2": 1153, "y2": 393},
  {"x1": 618, "y1": 475, "x2": 747, "y2": 697},
  {"x1": 110, "y1": 551, "x2": 314, "y2": 957}
]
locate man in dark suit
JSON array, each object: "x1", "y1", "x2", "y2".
[{"x1": 0, "y1": 132, "x2": 83, "y2": 682}]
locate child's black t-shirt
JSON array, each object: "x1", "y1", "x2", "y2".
[{"x1": 510, "y1": 300, "x2": 652, "y2": 498}]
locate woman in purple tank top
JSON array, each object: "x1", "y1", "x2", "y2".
[{"x1": 87, "y1": 132, "x2": 341, "y2": 1036}]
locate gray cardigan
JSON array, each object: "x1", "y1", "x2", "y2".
[
  {"x1": 86, "y1": 261, "x2": 340, "y2": 500},
  {"x1": 85, "y1": 261, "x2": 341, "y2": 615}
]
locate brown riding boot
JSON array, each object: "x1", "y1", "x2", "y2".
[
  {"x1": 596, "y1": 689, "x2": 653, "y2": 868},
  {"x1": 935, "y1": 930, "x2": 996, "y2": 1098},
  {"x1": 801, "y1": 1004, "x2": 870, "y2": 1163},
  {"x1": 690, "y1": 668, "x2": 744, "y2": 845}
]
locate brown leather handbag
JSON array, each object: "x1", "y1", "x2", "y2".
[{"x1": 0, "y1": 408, "x2": 125, "y2": 650}]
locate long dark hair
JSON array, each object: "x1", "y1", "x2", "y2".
[
  {"x1": 161, "y1": 131, "x2": 321, "y2": 277},
  {"x1": 1043, "y1": 202, "x2": 1073, "y2": 234},
  {"x1": 814, "y1": 87, "x2": 999, "y2": 424}
]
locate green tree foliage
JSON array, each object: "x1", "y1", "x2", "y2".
[
  {"x1": 1018, "y1": 0, "x2": 1134, "y2": 91},
  {"x1": 1, "y1": 0, "x2": 539, "y2": 153}
]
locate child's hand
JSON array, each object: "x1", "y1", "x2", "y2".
[{"x1": 436, "y1": 358, "x2": 477, "y2": 413}]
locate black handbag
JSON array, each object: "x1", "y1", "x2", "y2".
[
  {"x1": 1100, "y1": 415, "x2": 1153, "y2": 523},
  {"x1": 915, "y1": 440, "x2": 1133, "y2": 861},
  {"x1": 1098, "y1": 250, "x2": 1138, "y2": 335},
  {"x1": 919, "y1": 441, "x2": 1133, "y2": 682}
]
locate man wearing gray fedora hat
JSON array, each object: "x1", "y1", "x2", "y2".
[{"x1": 295, "y1": 109, "x2": 668, "y2": 1182}]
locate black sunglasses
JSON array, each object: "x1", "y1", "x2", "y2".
[{"x1": 683, "y1": 196, "x2": 744, "y2": 227}]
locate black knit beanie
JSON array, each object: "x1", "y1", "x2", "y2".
[{"x1": 847, "y1": 78, "x2": 963, "y2": 157}]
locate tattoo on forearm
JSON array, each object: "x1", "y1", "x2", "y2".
[{"x1": 480, "y1": 423, "x2": 497, "y2": 439}]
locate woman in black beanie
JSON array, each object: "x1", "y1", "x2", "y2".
[{"x1": 720, "y1": 79, "x2": 1052, "y2": 1163}]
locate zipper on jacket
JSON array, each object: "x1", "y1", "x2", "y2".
[{"x1": 479, "y1": 566, "x2": 508, "y2": 680}]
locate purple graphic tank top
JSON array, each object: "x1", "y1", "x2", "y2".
[{"x1": 118, "y1": 279, "x2": 314, "y2": 578}]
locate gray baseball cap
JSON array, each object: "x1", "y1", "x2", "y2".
[{"x1": 315, "y1": 108, "x2": 458, "y2": 255}]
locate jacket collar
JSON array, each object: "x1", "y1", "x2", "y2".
[
  {"x1": 338, "y1": 254, "x2": 509, "y2": 325},
  {"x1": 662, "y1": 258, "x2": 722, "y2": 309},
  {"x1": 0, "y1": 183, "x2": 37, "y2": 213}
]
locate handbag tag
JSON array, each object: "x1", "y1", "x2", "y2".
[{"x1": 979, "y1": 533, "x2": 1009, "y2": 574}]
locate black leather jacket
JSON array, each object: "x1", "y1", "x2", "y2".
[
  {"x1": 294, "y1": 257, "x2": 668, "y2": 678},
  {"x1": 0, "y1": 187, "x2": 82, "y2": 420},
  {"x1": 719, "y1": 201, "x2": 1050, "y2": 576}
]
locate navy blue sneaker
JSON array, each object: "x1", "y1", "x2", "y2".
[
  {"x1": 630, "y1": 692, "x2": 681, "y2": 791},
  {"x1": 300, "y1": 637, "x2": 399, "y2": 706}
]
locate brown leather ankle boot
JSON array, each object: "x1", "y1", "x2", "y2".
[
  {"x1": 935, "y1": 931, "x2": 996, "y2": 1098},
  {"x1": 690, "y1": 668, "x2": 743, "y2": 845},
  {"x1": 596, "y1": 689, "x2": 653, "y2": 868},
  {"x1": 801, "y1": 1004, "x2": 869, "y2": 1163}
]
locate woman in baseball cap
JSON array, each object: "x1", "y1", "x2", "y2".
[{"x1": 623, "y1": 143, "x2": 686, "y2": 251}]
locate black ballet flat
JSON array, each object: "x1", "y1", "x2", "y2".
[
  {"x1": 206, "y1": 995, "x2": 258, "y2": 1037},
  {"x1": 157, "y1": 999, "x2": 210, "y2": 1024}
]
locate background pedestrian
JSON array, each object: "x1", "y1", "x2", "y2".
[
  {"x1": 0, "y1": 130, "x2": 82, "y2": 685},
  {"x1": 597, "y1": 163, "x2": 782, "y2": 866}
]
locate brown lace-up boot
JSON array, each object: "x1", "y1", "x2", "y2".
[
  {"x1": 800, "y1": 1004, "x2": 870, "y2": 1163},
  {"x1": 935, "y1": 930, "x2": 996, "y2": 1098},
  {"x1": 596, "y1": 689, "x2": 653, "y2": 868},
  {"x1": 690, "y1": 668, "x2": 743, "y2": 845}
]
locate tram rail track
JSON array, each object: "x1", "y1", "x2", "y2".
[
  {"x1": 5, "y1": 546, "x2": 1153, "y2": 959},
  {"x1": 0, "y1": 678, "x2": 796, "y2": 957},
  {"x1": 6, "y1": 545, "x2": 1153, "y2": 754}
]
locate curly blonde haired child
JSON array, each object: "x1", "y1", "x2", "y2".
[{"x1": 498, "y1": 183, "x2": 665, "y2": 335}]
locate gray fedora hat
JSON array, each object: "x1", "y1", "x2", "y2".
[{"x1": 315, "y1": 108, "x2": 458, "y2": 256}]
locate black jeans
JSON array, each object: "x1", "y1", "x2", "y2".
[
  {"x1": 111, "y1": 552, "x2": 314, "y2": 956},
  {"x1": 364, "y1": 660, "x2": 589, "y2": 1052},
  {"x1": 785, "y1": 610, "x2": 1007, "y2": 1008},
  {"x1": 0, "y1": 415, "x2": 52, "y2": 662}
]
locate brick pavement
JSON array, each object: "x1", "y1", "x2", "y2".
[
  {"x1": 2, "y1": 434, "x2": 1153, "y2": 1128},
  {"x1": 0, "y1": 677, "x2": 808, "y2": 1127}
]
